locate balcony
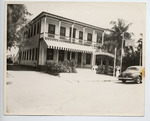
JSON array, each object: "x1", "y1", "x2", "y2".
[
  {"x1": 40, "y1": 32, "x2": 115, "y2": 57},
  {"x1": 40, "y1": 32, "x2": 98, "y2": 46},
  {"x1": 40, "y1": 33, "x2": 94, "y2": 53}
]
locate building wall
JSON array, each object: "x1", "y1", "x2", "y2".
[{"x1": 19, "y1": 19, "x2": 41, "y2": 66}]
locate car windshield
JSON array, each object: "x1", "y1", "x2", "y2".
[{"x1": 126, "y1": 67, "x2": 140, "y2": 71}]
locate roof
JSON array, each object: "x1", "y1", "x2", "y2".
[{"x1": 29, "y1": 11, "x2": 113, "y2": 32}]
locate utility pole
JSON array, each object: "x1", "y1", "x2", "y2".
[
  {"x1": 113, "y1": 47, "x2": 117, "y2": 77},
  {"x1": 120, "y1": 32, "x2": 124, "y2": 73},
  {"x1": 139, "y1": 45, "x2": 142, "y2": 66}
]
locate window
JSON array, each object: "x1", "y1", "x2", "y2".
[
  {"x1": 78, "y1": 52, "x2": 82, "y2": 63},
  {"x1": 47, "y1": 49, "x2": 54, "y2": 60},
  {"x1": 37, "y1": 22, "x2": 40, "y2": 34},
  {"x1": 35, "y1": 48, "x2": 38, "y2": 60},
  {"x1": 67, "y1": 51, "x2": 70, "y2": 60},
  {"x1": 48, "y1": 24, "x2": 55, "y2": 34},
  {"x1": 19, "y1": 51, "x2": 22, "y2": 60},
  {"x1": 87, "y1": 33, "x2": 92, "y2": 41},
  {"x1": 72, "y1": 52, "x2": 75, "y2": 59},
  {"x1": 29, "y1": 49, "x2": 32, "y2": 60},
  {"x1": 69, "y1": 28, "x2": 76, "y2": 38},
  {"x1": 34, "y1": 24, "x2": 37, "y2": 35},
  {"x1": 21, "y1": 51, "x2": 23, "y2": 60},
  {"x1": 27, "y1": 50, "x2": 29, "y2": 60},
  {"x1": 24, "y1": 31, "x2": 26, "y2": 39},
  {"x1": 28, "y1": 29, "x2": 30, "y2": 38},
  {"x1": 97, "y1": 34, "x2": 102, "y2": 43},
  {"x1": 86, "y1": 53, "x2": 91, "y2": 64},
  {"x1": 24, "y1": 51, "x2": 27, "y2": 60},
  {"x1": 60, "y1": 27, "x2": 66, "y2": 36},
  {"x1": 58, "y1": 50, "x2": 64, "y2": 62},
  {"x1": 32, "y1": 48, "x2": 35, "y2": 60},
  {"x1": 22, "y1": 51, "x2": 24, "y2": 60},
  {"x1": 79, "y1": 31, "x2": 83, "y2": 40},
  {"x1": 31, "y1": 26, "x2": 34, "y2": 37},
  {"x1": 73, "y1": 28, "x2": 76, "y2": 38},
  {"x1": 23, "y1": 51, "x2": 25, "y2": 60}
]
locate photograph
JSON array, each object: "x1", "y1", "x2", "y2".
[{"x1": 5, "y1": 1, "x2": 146, "y2": 116}]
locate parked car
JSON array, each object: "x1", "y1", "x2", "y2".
[{"x1": 118, "y1": 66, "x2": 144, "y2": 84}]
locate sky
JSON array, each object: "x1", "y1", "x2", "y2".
[
  {"x1": 8, "y1": 2, "x2": 146, "y2": 55},
  {"x1": 25, "y1": 2, "x2": 146, "y2": 41}
]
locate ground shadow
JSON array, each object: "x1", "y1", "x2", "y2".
[
  {"x1": 7, "y1": 64, "x2": 37, "y2": 71},
  {"x1": 114, "y1": 81, "x2": 141, "y2": 85}
]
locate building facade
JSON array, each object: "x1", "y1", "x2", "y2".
[{"x1": 19, "y1": 12, "x2": 115, "y2": 70}]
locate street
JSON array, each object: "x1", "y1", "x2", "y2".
[{"x1": 5, "y1": 67, "x2": 144, "y2": 116}]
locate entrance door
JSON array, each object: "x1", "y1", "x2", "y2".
[{"x1": 58, "y1": 50, "x2": 64, "y2": 62}]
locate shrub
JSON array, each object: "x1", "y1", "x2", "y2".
[
  {"x1": 96, "y1": 65, "x2": 114, "y2": 75},
  {"x1": 96, "y1": 65, "x2": 105, "y2": 74},
  {"x1": 37, "y1": 59, "x2": 77, "y2": 76}
]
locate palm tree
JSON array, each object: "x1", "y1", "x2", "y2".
[
  {"x1": 110, "y1": 18, "x2": 133, "y2": 49},
  {"x1": 110, "y1": 18, "x2": 133, "y2": 71}
]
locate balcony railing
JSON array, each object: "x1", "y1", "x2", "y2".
[
  {"x1": 40, "y1": 32, "x2": 115, "y2": 55},
  {"x1": 40, "y1": 32, "x2": 98, "y2": 46}
]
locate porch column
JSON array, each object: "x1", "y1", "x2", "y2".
[
  {"x1": 70, "y1": 51, "x2": 72, "y2": 60},
  {"x1": 64, "y1": 51, "x2": 67, "y2": 60},
  {"x1": 101, "y1": 59, "x2": 103, "y2": 66},
  {"x1": 92, "y1": 53, "x2": 95, "y2": 66},
  {"x1": 81, "y1": 53, "x2": 84, "y2": 67},
  {"x1": 102, "y1": 31, "x2": 105, "y2": 45},
  {"x1": 92, "y1": 30, "x2": 96, "y2": 45},
  {"x1": 58, "y1": 21, "x2": 61, "y2": 39},
  {"x1": 82, "y1": 27, "x2": 85, "y2": 45},
  {"x1": 75, "y1": 52, "x2": 78, "y2": 63},
  {"x1": 71, "y1": 24, "x2": 74, "y2": 43},
  {"x1": 44, "y1": 17, "x2": 47, "y2": 38},
  {"x1": 54, "y1": 49, "x2": 59, "y2": 62}
]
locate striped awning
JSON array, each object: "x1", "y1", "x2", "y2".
[
  {"x1": 94, "y1": 51, "x2": 115, "y2": 58},
  {"x1": 44, "y1": 38, "x2": 93, "y2": 53}
]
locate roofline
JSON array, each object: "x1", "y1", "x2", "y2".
[{"x1": 29, "y1": 11, "x2": 113, "y2": 32}]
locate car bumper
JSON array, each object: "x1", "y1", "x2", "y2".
[{"x1": 118, "y1": 77, "x2": 133, "y2": 80}]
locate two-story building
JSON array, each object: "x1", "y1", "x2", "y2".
[{"x1": 19, "y1": 12, "x2": 115, "y2": 70}]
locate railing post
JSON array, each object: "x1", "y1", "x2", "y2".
[
  {"x1": 102, "y1": 31, "x2": 105, "y2": 45},
  {"x1": 44, "y1": 17, "x2": 47, "y2": 38},
  {"x1": 58, "y1": 20, "x2": 61, "y2": 39},
  {"x1": 92, "y1": 53, "x2": 95, "y2": 67},
  {"x1": 82, "y1": 27, "x2": 85, "y2": 45},
  {"x1": 92, "y1": 29, "x2": 96, "y2": 46},
  {"x1": 71, "y1": 24, "x2": 74, "y2": 43}
]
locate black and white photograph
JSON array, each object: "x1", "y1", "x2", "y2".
[{"x1": 4, "y1": 1, "x2": 145, "y2": 116}]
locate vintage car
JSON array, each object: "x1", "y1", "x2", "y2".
[{"x1": 118, "y1": 66, "x2": 144, "y2": 84}]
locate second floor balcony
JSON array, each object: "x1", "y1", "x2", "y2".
[{"x1": 40, "y1": 32, "x2": 102, "y2": 47}]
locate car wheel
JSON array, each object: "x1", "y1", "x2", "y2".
[
  {"x1": 122, "y1": 80, "x2": 126, "y2": 83},
  {"x1": 136, "y1": 76, "x2": 141, "y2": 84}
]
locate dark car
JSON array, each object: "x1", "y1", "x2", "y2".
[{"x1": 118, "y1": 66, "x2": 144, "y2": 84}]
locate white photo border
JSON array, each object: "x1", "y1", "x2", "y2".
[{"x1": 0, "y1": 0, "x2": 150, "y2": 121}]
